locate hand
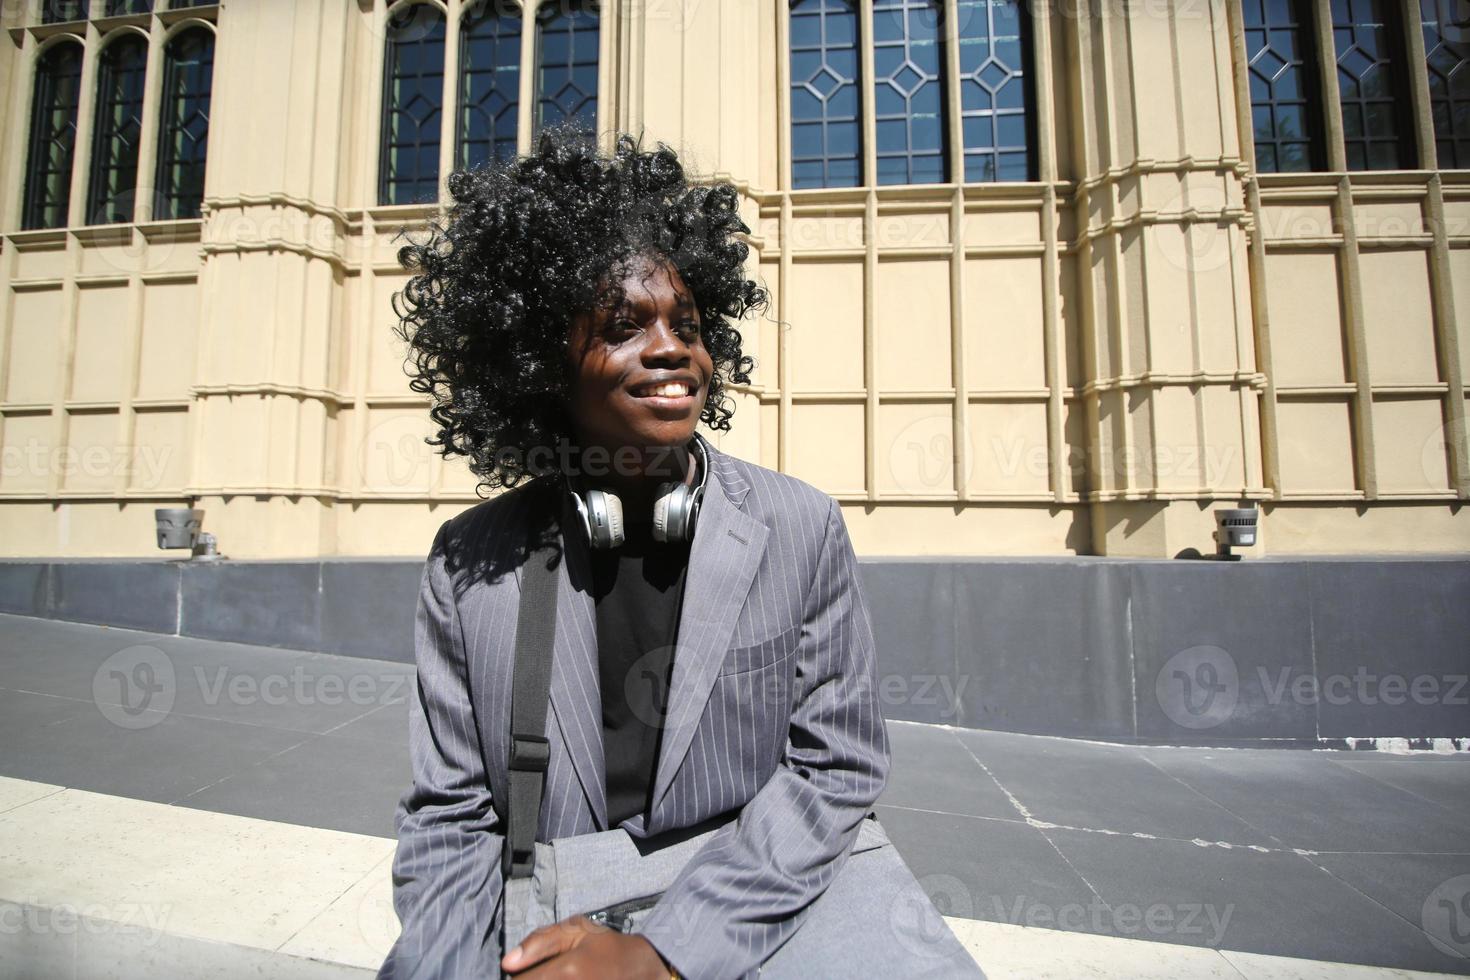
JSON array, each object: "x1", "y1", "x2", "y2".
[{"x1": 501, "y1": 915, "x2": 673, "y2": 978}]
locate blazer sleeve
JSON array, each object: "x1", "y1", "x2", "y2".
[
  {"x1": 629, "y1": 497, "x2": 892, "y2": 980},
  {"x1": 378, "y1": 520, "x2": 506, "y2": 980}
]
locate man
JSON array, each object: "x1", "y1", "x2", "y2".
[{"x1": 380, "y1": 124, "x2": 982, "y2": 979}]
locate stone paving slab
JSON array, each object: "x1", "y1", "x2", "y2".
[{"x1": 3, "y1": 613, "x2": 1469, "y2": 976}]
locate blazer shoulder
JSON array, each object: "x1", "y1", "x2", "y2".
[
  {"x1": 432, "y1": 473, "x2": 557, "y2": 585},
  {"x1": 713, "y1": 446, "x2": 836, "y2": 534},
  {"x1": 440, "y1": 473, "x2": 554, "y2": 536}
]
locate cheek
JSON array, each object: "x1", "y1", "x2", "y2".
[{"x1": 574, "y1": 351, "x2": 619, "y2": 393}]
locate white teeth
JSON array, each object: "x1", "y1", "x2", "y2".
[{"x1": 642, "y1": 383, "x2": 689, "y2": 397}]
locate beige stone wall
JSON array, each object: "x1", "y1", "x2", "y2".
[{"x1": 0, "y1": 0, "x2": 1465, "y2": 558}]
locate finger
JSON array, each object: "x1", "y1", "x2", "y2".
[{"x1": 501, "y1": 924, "x2": 575, "y2": 973}]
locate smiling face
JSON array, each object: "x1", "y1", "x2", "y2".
[{"x1": 565, "y1": 250, "x2": 712, "y2": 476}]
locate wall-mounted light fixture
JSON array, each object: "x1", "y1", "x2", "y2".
[
  {"x1": 154, "y1": 507, "x2": 222, "y2": 561},
  {"x1": 1211, "y1": 506, "x2": 1258, "y2": 561}
]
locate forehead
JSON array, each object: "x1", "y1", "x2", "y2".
[{"x1": 599, "y1": 253, "x2": 695, "y2": 310}]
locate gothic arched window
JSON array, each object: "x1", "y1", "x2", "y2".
[
  {"x1": 459, "y1": 0, "x2": 521, "y2": 169},
  {"x1": 87, "y1": 34, "x2": 149, "y2": 224},
  {"x1": 379, "y1": 3, "x2": 446, "y2": 205},
  {"x1": 789, "y1": 0, "x2": 861, "y2": 188},
  {"x1": 872, "y1": 0, "x2": 946, "y2": 185},
  {"x1": 153, "y1": 27, "x2": 215, "y2": 219},
  {"x1": 534, "y1": 0, "x2": 599, "y2": 132},
  {"x1": 22, "y1": 42, "x2": 84, "y2": 230},
  {"x1": 954, "y1": 0, "x2": 1034, "y2": 182}
]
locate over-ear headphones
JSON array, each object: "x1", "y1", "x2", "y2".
[{"x1": 566, "y1": 436, "x2": 709, "y2": 549}]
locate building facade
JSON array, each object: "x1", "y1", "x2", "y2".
[{"x1": 0, "y1": 0, "x2": 1466, "y2": 559}]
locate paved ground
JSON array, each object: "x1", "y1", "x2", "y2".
[{"x1": 1, "y1": 613, "x2": 1468, "y2": 978}]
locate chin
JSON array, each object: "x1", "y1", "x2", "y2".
[{"x1": 635, "y1": 425, "x2": 696, "y2": 449}]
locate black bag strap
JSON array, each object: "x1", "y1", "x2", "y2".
[{"x1": 503, "y1": 479, "x2": 561, "y2": 881}]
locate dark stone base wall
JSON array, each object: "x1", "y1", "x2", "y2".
[{"x1": 2, "y1": 556, "x2": 1466, "y2": 744}]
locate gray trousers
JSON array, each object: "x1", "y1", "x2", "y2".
[{"x1": 502, "y1": 813, "x2": 985, "y2": 979}]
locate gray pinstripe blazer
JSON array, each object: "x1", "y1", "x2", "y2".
[{"x1": 379, "y1": 432, "x2": 892, "y2": 980}]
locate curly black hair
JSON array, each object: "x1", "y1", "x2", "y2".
[{"x1": 392, "y1": 123, "x2": 769, "y2": 495}]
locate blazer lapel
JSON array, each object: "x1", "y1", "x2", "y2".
[{"x1": 648, "y1": 441, "x2": 769, "y2": 821}]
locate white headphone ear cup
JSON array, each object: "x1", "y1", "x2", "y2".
[
  {"x1": 585, "y1": 488, "x2": 614, "y2": 549},
  {"x1": 652, "y1": 482, "x2": 675, "y2": 542},
  {"x1": 601, "y1": 491, "x2": 625, "y2": 549},
  {"x1": 571, "y1": 486, "x2": 593, "y2": 543},
  {"x1": 688, "y1": 483, "x2": 704, "y2": 534}
]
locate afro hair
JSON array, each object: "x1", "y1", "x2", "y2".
[{"x1": 392, "y1": 123, "x2": 769, "y2": 495}]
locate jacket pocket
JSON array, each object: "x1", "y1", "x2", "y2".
[{"x1": 714, "y1": 623, "x2": 801, "y2": 676}]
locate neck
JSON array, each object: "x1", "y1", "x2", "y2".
[{"x1": 569, "y1": 437, "x2": 700, "y2": 512}]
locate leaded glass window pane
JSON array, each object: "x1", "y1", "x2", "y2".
[
  {"x1": 22, "y1": 43, "x2": 83, "y2": 230},
  {"x1": 789, "y1": 0, "x2": 862, "y2": 188},
  {"x1": 955, "y1": 0, "x2": 1033, "y2": 182},
  {"x1": 872, "y1": 0, "x2": 947, "y2": 185},
  {"x1": 460, "y1": 0, "x2": 521, "y2": 170},
  {"x1": 1331, "y1": 0, "x2": 1415, "y2": 169},
  {"x1": 154, "y1": 27, "x2": 214, "y2": 220},
  {"x1": 379, "y1": 4, "x2": 446, "y2": 205},
  {"x1": 41, "y1": 1, "x2": 88, "y2": 23},
  {"x1": 88, "y1": 35, "x2": 148, "y2": 224},
  {"x1": 104, "y1": 1, "x2": 153, "y2": 14},
  {"x1": 1243, "y1": 0, "x2": 1327, "y2": 172},
  {"x1": 535, "y1": 0, "x2": 599, "y2": 132},
  {"x1": 1421, "y1": 0, "x2": 1470, "y2": 169}
]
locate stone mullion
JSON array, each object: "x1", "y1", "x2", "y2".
[
  {"x1": 1425, "y1": 175, "x2": 1469, "y2": 496},
  {"x1": 133, "y1": 10, "x2": 166, "y2": 222},
  {"x1": 943, "y1": 0, "x2": 967, "y2": 501},
  {"x1": 859, "y1": 0, "x2": 877, "y2": 501},
  {"x1": 1398, "y1": 0, "x2": 1436, "y2": 170},
  {"x1": 438, "y1": 0, "x2": 462, "y2": 192},
  {"x1": 1032, "y1": 1, "x2": 1065, "y2": 503},
  {"x1": 1211, "y1": 0, "x2": 1267, "y2": 499},
  {"x1": 516, "y1": 0, "x2": 540, "y2": 155},
  {"x1": 67, "y1": 22, "x2": 98, "y2": 226},
  {"x1": 1400, "y1": 1, "x2": 1466, "y2": 495},
  {"x1": 1060, "y1": 3, "x2": 1105, "y2": 513},
  {"x1": 1309, "y1": 0, "x2": 1377, "y2": 497},
  {"x1": 346, "y1": 0, "x2": 389, "y2": 504},
  {"x1": 1095, "y1": 3, "x2": 1135, "y2": 500}
]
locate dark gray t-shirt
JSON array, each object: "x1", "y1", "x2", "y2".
[{"x1": 588, "y1": 516, "x2": 691, "y2": 828}]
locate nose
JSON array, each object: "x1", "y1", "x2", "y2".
[{"x1": 642, "y1": 316, "x2": 691, "y2": 364}]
